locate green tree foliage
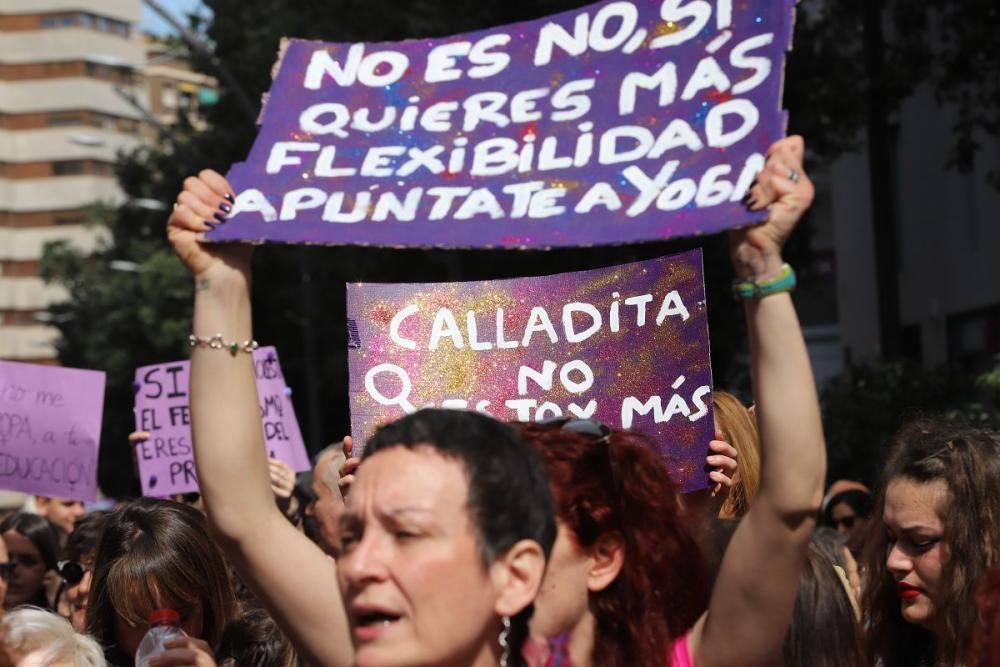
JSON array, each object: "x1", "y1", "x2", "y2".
[{"x1": 821, "y1": 360, "x2": 1000, "y2": 487}]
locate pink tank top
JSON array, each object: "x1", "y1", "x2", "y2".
[{"x1": 668, "y1": 632, "x2": 694, "y2": 667}]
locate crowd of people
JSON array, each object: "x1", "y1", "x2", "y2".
[{"x1": 0, "y1": 136, "x2": 997, "y2": 667}]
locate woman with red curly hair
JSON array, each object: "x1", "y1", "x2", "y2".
[
  {"x1": 521, "y1": 136, "x2": 826, "y2": 667},
  {"x1": 521, "y1": 423, "x2": 708, "y2": 666}
]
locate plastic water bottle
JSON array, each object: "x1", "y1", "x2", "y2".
[{"x1": 134, "y1": 609, "x2": 187, "y2": 667}]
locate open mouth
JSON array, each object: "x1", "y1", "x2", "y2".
[
  {"x1": 356, "y1": 611, "x2": 400, "y2": 627},
  {"x1": 351, "y1": 607, "x2": 402, "y2": 641}
]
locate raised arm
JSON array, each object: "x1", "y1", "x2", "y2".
[
  {"x1": 168, "y1": 171, "x2": 352, "y2": 667},
  {"x1": 692, "y1": 136, "x2": 826, "y2": 667}
]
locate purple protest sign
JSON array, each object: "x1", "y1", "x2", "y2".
[
  {"x1": 210, "y1": 0, "x2": 794, "y2": 249},
  {"x1": 133, "y1": 347, "x2": 310, "y2": 497},
  {"x1": 347, "y1": 250, "x2": 714, "y2": 491},
  {"x1": 0, "y1": 361, "x2": 105, "y2": 501}
]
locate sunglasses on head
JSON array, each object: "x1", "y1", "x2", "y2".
[
  {"x1": 541, "y1": 417, "x2": 612, "y2": 442},
  {"x1": 57, "y1": 560, "x2": 91, "y2": 586}
]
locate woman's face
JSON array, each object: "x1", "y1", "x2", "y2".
[
  {"x1": 63, "y1": 553, "x2": 95, "y2": 632},
  {"x1": 831, "y1": 501, "x2": 870, "y2": 553},
  {"x1": 883, "y1": 477, "x2": 948, "y2": 633},
  {"x1": 337, "y1": 446, "x2": 504, "y2": 667},
  {"x1": 529, "y1": 522, "x2": 592, "y2": 641},
  {"x1": 2, "y1": 530, "x2": 48, "y2": 609},
  {"x1": 114, "y1": 602, "x2": 204, "y2": 658}
]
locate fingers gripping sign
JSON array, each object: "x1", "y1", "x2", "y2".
[
  {"x1": 166, "y1": 169, "x2": 252, "y2": 281},
  {"x1": 732, "y1": 135, "x2": 814, "y2": 281}
]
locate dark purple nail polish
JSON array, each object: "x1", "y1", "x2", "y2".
[
  {"x1": 224, "y1": 193, "x2": 235, "y2": 203},
  {"x1": 219, "y1": 202, "x2": 233, "y2": 214},
  {"x1": 213, "y1": 211, "x2": 227, "y2": 223}
]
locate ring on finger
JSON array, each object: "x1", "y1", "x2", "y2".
[{"x1": 788, "y1": 168, "x2": 800, "y2": 183}]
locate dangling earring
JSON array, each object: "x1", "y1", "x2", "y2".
[{"x1": 498, "y1": 615, "x2": 511, "y2": 667}]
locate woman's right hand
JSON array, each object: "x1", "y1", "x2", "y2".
[{"x1": 167, "y1": 169, "x2": 253, "y2": 281}]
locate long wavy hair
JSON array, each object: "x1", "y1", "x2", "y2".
[
  {"x1": 864, "y1": 420, "x2": 1000, "y2": 667},
  {"x1": 86, "y1": 498, "x2": 236, "y2": 654},
  {"x1": 518, "y1": 422, "x2": 708, "y2": 667},
  {"x1": 713, "y1": 391, "x2": 761, "y2": 518},
  {"x1": 972, "y1": 566, "x2": 1000, "y2": 667}
]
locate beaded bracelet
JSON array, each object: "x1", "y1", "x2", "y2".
[
  {"x1": 189, "y1": 334, "x2": 259, "y2": 356},
  {"x1": 731, "y1": 263, "x2": 797, "y2": 300}
]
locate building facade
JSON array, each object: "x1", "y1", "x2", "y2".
[{"x1": 0, "y1": 0, "x2": 145, "y2": 361}]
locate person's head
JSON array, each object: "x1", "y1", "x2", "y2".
[
  {"x1": 338, "y1": 408, "x2": 555, "y2": 667},
  {"x1": 57, "y1": 511, "x2": 109, "y2": 632},
  {"x1": 34, "y1": 498, "x2": 86, "y2": 537},
  {"x1": 823, "y1": 486, "x2": 873, "y2": 555},
  {"x1": 306, "y1": 443, "x2": 345, "y2": 553},
  {"x1": 783, "y1": 543, "x2": 865, "y2": 667},
  {"x1": 713, "y1": 391, "x2": 761, "y2": 519},
  {"x1": 216, "y1": 607, "x2": 298, "y2": 667},
  {"x1": 812, "y1": 526, "x2": 861, "y2": 606},
  {"x1": 864, "y1": 420, "x2": 1000, "y2": 667},
  {"x1": 1, "y1": 607, "x2": 105, "y2": 666},
  {"x1": 86, "y1": 498, "x2": 235, "y2": 659},
  {"x1": 972, "y1": 566, "x2": 1000, "y2": 667},
  {"x1": 519, "y1": 420, "x2": 708, "y2": 667},
  {"x1": 0, "y1": 513, "x2": 59, "y2": 610}
]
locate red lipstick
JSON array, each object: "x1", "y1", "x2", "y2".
[{"x1": 897, "y1": 582, "x2": 924, "y2": 600}]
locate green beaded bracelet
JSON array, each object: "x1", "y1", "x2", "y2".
[{"x1": 731, "y1": 263, "x2": 797, "y2": 300}]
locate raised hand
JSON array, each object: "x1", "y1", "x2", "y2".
[
  {"x1": 166, "y1": 169, "x2": 252, "y2": 281},
  {"x1": 731, "y1": 136, "x2": 814, "y2": 280},
  {"x1": 707, "y1": 432, "x2": 739, "y2": 494},
  {"x1": 337, "y1": 435, "x2": 361, "y2": 499},
  {"x1": 268, "y1": 458, "x2": 296, "y2": 500}
]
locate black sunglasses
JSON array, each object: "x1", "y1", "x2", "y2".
[
  {"x1": 0, "y1": 562, "x2": 14, "y2": 582},
  {"x1": 558, "y1": 418, "x2": 612, "y2": 443},
  {"x1": 57, "y1": 560, "x2": 91, "y2": 586}
]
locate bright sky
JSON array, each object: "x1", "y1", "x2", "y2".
[{"x1": 139, "y1": 0, "x2": 212, "y2": 35}]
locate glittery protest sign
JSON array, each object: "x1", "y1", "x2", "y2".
[
  {"x1": 210, "y1": 0, "x2": 795, "y2": 249},
  {"x1": 347, "y1": 250, "x2": 714, "y2": 491},
  {"x1": 0, "y1": 361, "x2": 105, "y2": 501},
  {"x1": 133, "y1": 347, "x2": 311, "y2": 497}
]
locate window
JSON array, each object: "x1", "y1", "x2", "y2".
[
  {"x1": 94, "y1": 16, "x2": 108, "y2": 32},
  {"x1": 47, "y1": 113, "x2": 80, "y2": 127},
  {"x1": 41, "y1": 17, "x2": 58, "y2": 28},
  {"x1": 60, "y1": 14, "x2": 77, "y2": 27},
  {"x1": 79, "y1": 13, "x2": 93, "y2": 28},
  {"x1": 52, "y1": 161, "x2": 85, "y2": 176}
]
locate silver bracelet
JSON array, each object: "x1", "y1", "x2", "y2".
[{"x1": 189, "y1": 334, "x2": 258, "y2": 356}]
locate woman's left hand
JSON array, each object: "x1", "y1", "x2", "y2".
[
  {"x1": 149, "y1": 638, "x2": 218, "y2": 667},
  {"x1": 707, "y1": 432, "x2": 739, "y2": 494},
  {"x1": 268, "y1": 458, "x2": 296, "y2": 499}
]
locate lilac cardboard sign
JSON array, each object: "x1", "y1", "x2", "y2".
[
  {"x1": 0, "y1": 361, "x2": 105, "y2": 501},
  {"x1": 347, "y1": 251, "x2": 714, "y2": 491},
  {"x1": 133, "y1": 346, "x2": 310, "y2": 496},
  {"x1": 210, "y1": 0, "x2": 795, "y2": 249}
]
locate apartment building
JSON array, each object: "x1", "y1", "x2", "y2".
[{"x1": 0, "y1": 0, "x2": 144, "y2": 361}]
